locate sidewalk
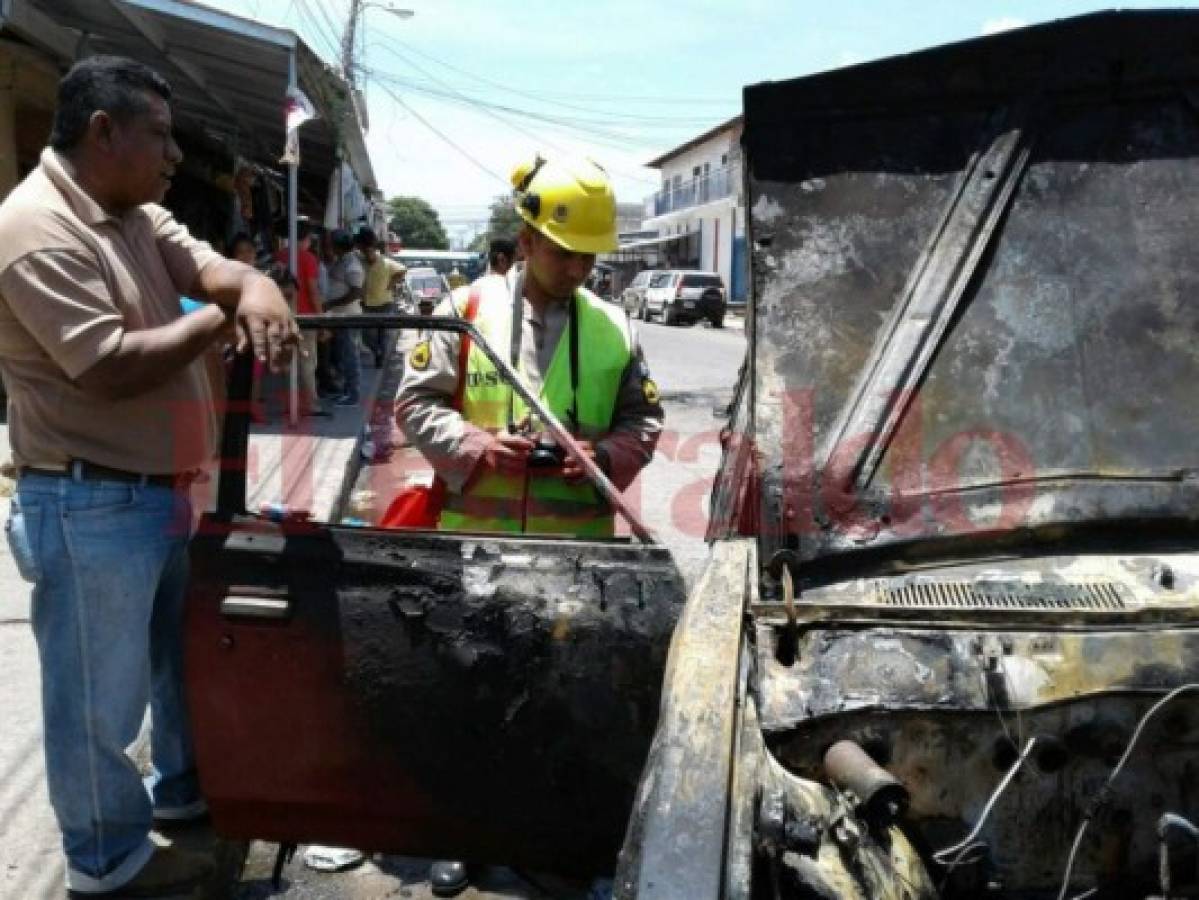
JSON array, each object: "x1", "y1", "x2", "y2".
[{"x1": 0, "y1": 415, "x2": 66, "y2": 899}]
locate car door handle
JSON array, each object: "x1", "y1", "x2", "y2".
[{"x1": 220, "y1": 589, "x2": 292, "y2": 620}]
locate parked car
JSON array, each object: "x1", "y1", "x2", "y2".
[
  {"x1": 621, "y1": 270, "x2": 658, "y2": 319},
  {"x1": 405, "y1": 266, "x2": 450, "y2": 313},
  {"x1": 643, "y1": 270, "x2": 726, "y2": 327}
]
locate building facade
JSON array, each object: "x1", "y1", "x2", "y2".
[{"x1": 640, "y1": 115, "x2": 747, "y2": 302}]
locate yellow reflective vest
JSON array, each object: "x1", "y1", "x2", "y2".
[{"x1": 439, "y1": 278, "x2": 632, "y2": 536}]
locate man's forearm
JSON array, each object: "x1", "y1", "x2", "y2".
[
  {"x1": 74, "y1": 303, "x2": 229, "y2": 401},
  {"x1": 192, "y1": 258, "x2": 260, "y2": 309}
]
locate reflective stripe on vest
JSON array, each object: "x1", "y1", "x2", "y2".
[{"x1": 439, "y1": 277, "x2": 631, "y2": 536}]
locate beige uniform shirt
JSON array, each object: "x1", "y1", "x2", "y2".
[
  {"x1": 0, "y1": 148, "x2": 221, "y2": 473},
  {"x1": 396, "y1": 273, "x2": 663, "y2": 493}
]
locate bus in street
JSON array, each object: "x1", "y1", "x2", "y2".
[{"x1": 391, "y1": 248, "x2": 485, "y2": 283}]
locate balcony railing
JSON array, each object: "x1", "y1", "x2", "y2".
[{"x1": 649, "y1": 166, "x2": 736, "y2": 217}]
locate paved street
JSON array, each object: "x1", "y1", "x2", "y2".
[
  {"x1": 0, "y1": 314, "x2": 746, "y2": 899},
  {"x1": 630, "y1": 315, "x2": 746, "y2": 585}
]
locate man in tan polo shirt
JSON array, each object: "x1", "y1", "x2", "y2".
[{"x1": 0, "y1": 56, "x2": 297, "y2": 897}]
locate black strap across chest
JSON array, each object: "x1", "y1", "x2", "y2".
[{"x1": 507, "y1": 274, "x2": 580, "y2": 431}]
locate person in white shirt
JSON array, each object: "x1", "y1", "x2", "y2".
[{"x1": 324, "y1": 228, "x2": 364, "y2": 406}]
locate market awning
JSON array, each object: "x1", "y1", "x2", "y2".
[{"x1": 20, "y1": 0, "x2": 375, "y2": 194}]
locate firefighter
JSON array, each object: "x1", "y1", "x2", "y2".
[{"x1": 396, "y1": 154, "x2": 663, "y2": 543}]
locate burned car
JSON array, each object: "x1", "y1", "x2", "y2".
[{"x1": 617, "y1": 11, "x2": 1199, "y2": 900}]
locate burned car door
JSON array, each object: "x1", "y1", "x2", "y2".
[
  {"x1": 184, "y1": 318, "x2": 684, "y2": 874},
  {"x1": 620, "y1": 11, "x2": 1199, "y2": 900}
]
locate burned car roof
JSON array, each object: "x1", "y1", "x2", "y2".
[{"x1": 739, "y1": 10, "x2": 1199, "y2": 571}]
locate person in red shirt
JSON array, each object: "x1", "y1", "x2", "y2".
[{"x1": 274, "y1": 219, "x2": 326, "y2": 415}]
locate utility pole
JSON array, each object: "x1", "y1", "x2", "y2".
[
  {"x1": 341, "y1": 0, "x2": 363, "y2": 88},
  {"x1": 341, "y1": 1, "x2": 413, "y2": 88}
]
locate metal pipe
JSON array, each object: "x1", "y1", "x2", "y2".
[
  {"x1": 823, "y1": 740, "x2": 909, "y2": 827},
  {"x1": 286, "y1": 47, "x2": 299, "y2": 427}
]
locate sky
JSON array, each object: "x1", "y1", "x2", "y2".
[{"x1": 202, "y1": 0, "x2": 1199, "y2": 245}]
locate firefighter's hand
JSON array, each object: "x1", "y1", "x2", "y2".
[
  {"x1": 561, "y1": 440, "x2": 598, "y2": 485},
  {"x1": 480, "y1": 433, "x2": 535, "y2": 476}
]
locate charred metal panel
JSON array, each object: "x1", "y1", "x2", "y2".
[
  {"x1": 186, "y1": 520, "x2": 684, "y2": 874},
  {"x1": 743, "y1": 11, "x2": 1199, "y2": 566},
  {"x1": 614, "y1": 540, "x2": 756, "y2": 899},
  {"x1": 757, "y1": 625, "x2": 1199, "y2": 729},
  {"x1": 765, "y1": 699, "x2": 1199, "y2": 895}
]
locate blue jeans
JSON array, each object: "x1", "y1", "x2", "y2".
[
  {"x1": 331, "y1": 327, "x2": 361, "y2": 401},
  {"x1": 5, "y1": 473, "x2": 202, "y2": 892}
]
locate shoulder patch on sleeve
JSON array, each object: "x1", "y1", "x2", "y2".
[
  {"x1": 642, "y1": 377, "x2": 660, "y2": 405},
  {"x1": 409, "y1": 340, "x2": 431, "y2": 371}
]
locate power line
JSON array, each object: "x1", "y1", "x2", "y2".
[
  {"x1": 294, "y1": 0, "x2": 341, "y2": 61},
  {"x1": 374, "y1": 80, "x2": 510, "y2": 188},
  {"x1": 364, "y1": 50, "x2": 662, "y2": 185},
  {"x1": 309, "y1": 0, "x2": 348, "y2": 61},
  {"x1": 364, "y1": 65, "x2": 718, "y2": 131},
  {"x1": 366, "y1": 69, "x2": 678, "y2": 156},
  {"x1": 365, "y1": 68, "x2": 715, "y2": 140},
  {"x1": 372, "y1": 40, "x2": 735, "y2": 125}
]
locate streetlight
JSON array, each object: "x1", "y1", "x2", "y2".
[
  {"x1": 364, "y1": 3, "x2": 414, "y2": 20},
  {"x1": 343, "y1": 2, "x2": 415, "y2": 86}
]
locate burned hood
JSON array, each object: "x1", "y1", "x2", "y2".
[{"x1": 741, "y1": 10, "x2": 1199, "y2": 568}]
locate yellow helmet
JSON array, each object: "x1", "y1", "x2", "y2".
[{"x1": 511, "y1": 155, "x2": 617, "y2": 254}]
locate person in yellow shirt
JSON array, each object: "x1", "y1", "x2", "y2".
[{"x1": 355, "y1": 227, "x2": 406, "y2": 367}]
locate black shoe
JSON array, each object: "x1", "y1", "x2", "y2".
[{"x1": 430, "y1": 860, "x2": 469, "y2": 897}]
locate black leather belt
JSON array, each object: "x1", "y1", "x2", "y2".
[{"x1": 20, "y1": 461, "x2": 184, "y2": 489}]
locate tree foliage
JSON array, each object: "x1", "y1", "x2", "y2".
[
  {"x1": 387, "y1": 196, "x2": 449, "y2": 250},
  {"x1": 468, "y1": 193, "x2": 523, "y2": 253}
]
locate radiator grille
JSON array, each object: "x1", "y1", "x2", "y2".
[{"x1": 880, "y1": 581, "x2": 1127, "y2": 610}]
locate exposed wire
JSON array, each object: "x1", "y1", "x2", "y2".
[
  {"x1": 937, "y1": 840, "x2": 989, "y2": 894},
  {"x1": 988, "y1": 653, "x2": 1026, "y2": 755},
  {"x1": 934, "y1": 736, "x2": 1037, "y2": 865},
  {"x1": 1055, "y1": 683, "x2": 1199, "y2": 900}
]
